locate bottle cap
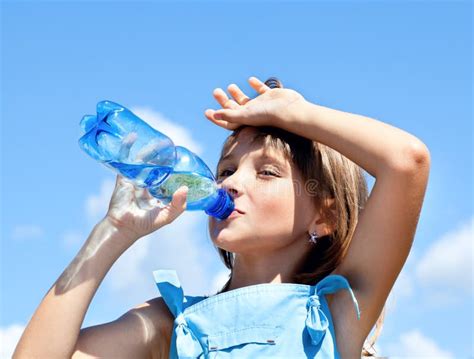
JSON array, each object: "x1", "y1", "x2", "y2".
[{"x1": 205, "y1": 189, "x2": 235, "y2": 220}]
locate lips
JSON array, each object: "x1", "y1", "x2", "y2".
[{"x1": 224, "y1": 208, "x2": 244, "y2": 220}]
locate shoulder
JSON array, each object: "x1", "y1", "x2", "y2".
[{"x1": 131, "y1": 297, "x2": 174, "y2": 359}]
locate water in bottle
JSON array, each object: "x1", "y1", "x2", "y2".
[{"x1": 78, "y1": 101, "x2": 234, "y2": 220}]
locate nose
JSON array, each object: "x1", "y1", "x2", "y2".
[{"x1": 218, "y1": 172, "x2": 242, "y2": 199}]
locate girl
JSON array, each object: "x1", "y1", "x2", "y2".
[{"x1": 14, "y1": 76, "x2": 430, "y2": 358}]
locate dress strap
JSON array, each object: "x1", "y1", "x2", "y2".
[
  {"x1": 153, "y1": 270, "x2": 203, "y2": 358},
  {"x1": 315, "y1": 274, "x2": 360, "y2": 320},
  {"x1": 153, "y1": 269, "x2": 184, "y2": 318},
  {"x1": 305, "y1": 274, "x2": 361, "y2": 347}
]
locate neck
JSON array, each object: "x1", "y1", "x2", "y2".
[{"x1": 224, "y1": 238, "x2": 311, "y2": 292}]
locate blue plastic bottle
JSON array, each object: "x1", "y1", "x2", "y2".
[{"x1": 78, "y1": 100, "x2": 234, "y2": 220}]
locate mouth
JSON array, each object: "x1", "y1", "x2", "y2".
[{"x1": 226, "y1": 209, "x2": 244, "y2": 219}]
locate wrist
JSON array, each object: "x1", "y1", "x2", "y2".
[
  {"x1": 283, "y1": 99, "x2": 323, "y2": 134},
  {"x1": 95, "y1": 217, "x2": 141, "y2": 255},
  {"x1": 275, "y1": 97, "x2": 313, "y2": 132}
]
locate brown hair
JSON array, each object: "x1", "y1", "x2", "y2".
[{"x1": 209, "y1": 77, "x2": 384, "y2": 356}]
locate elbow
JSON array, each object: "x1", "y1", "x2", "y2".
[
  {"x1": 391, "y1": 140, "x2": 431, "y2": 174},
  {"x1": 407, "y1": 140, "x2": 431, "y2": 169}
]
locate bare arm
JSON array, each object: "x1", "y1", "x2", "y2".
[
  {"x1": 205, "y1": 76, "x2": 431, "y2": 345},
  {"x1": 207, "y1": 77, "x2": 428, "y2": 177},
  {"x1": 281, "y1": 101, "x2": 429, "y2": 178},
  {"x1": 14, "y1": 175, "x2": 188, "y2": 358},
  {"x1": 72, "y1": 297, "x2": 174, "y2": 359},
  {"x1": 283, "y1": 100, "x2": 430, "y2": 344},
  {"x1": 13, "y1": 219, "x2": 148, "y2": 358}
]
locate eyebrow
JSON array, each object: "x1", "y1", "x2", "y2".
[{"x1": 217, "y1": 153, "x2": 287, "y2": 169}]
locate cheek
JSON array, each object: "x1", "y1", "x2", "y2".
[
  {"x1": 207, "y1": 182, "x2": 301, "y2": 245},
  {"x1": 258, "y1": 180, "x2": 317, "y2": 242},
  {"x1": 262, "y1": 181, "x2": 296, "y2": 210},
  {"x1": 254, "y1": 186, "x2": 298, "y2": 230}
]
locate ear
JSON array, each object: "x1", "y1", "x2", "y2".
[{"x1": 311, "y1": 198, "x2": 337, "y2": 237}]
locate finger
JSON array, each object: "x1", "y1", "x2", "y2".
[
  {"x1": 248, "y1": 76, "x2": 270, "y2": 94},
  {"x1": 134, "y1": 186, "x2": 150, "y2": 200},
  {"x1": 204, "y1": 109, "x2": 240, "y2": 131},
  {"x1": 110, "y1": 175, "x2": 134, "y2": 208},
  {"x1": 114, "y1": 174, "x2": 122, "y2": 190},
  {"x1": 120, "y1": 176, "x2": 135, "y2": 187},
  {"x1": 227, "y1": 84, "x2": 251, "y2": 105},
  {"x1": 115, "y1": 174, "x2": 131, "y2": 189},
  {"x1": 134, "y1": 187, "x2": 151, "y2": 209},
  {"x1": 165, "y1": 186, "x2": 188, "y2": 217},
  {"x1": 213, "y1": 88, "x2": 239, "y2": 109},
  {"x1": 205, "y1": 108, "x2": 237, "y2": 122},
  {"x1": 134, "y1": 186, "x2": 159, "y2": 209}
]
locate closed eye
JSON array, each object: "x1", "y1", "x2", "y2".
[
  {"x1": 217, "y1": 169, "x2": 234, "y2": 178},
  {"x1": 261, "y1": 170, "x2": 278, "y2": 176},
  {"x1": 217, "y1": 169, "x2": 279, "y2": 178}
]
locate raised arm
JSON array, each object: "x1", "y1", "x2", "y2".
[
  {"x1": 205, "y1": 76, "x2": 431, "y2": 344},
  {"x1": 14, "y1": 218, "x2": 148, "y2": 358},
  {"x1": 278, "y1": 100, "x2": 430, "y2": 341},
  {"x1": 72, "y1": 296, "x2": 174, "y2": 359},
  {"x1": 14, "y1": 176, "x2": 188, "y2": 358}
]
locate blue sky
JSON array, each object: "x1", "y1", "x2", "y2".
[{"x1": 1, "y1": 1, "x2": 472, "y2": 357}]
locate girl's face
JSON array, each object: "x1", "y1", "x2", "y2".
[{"x1": 208, "y1": 127, "x2": 318, "y2": 255}]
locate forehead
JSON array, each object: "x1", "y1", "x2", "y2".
[{"x1": 218, "y1": 128, "x2": 289, "y2": 167}]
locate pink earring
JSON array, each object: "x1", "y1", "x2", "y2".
[{"x1": 309, "y1": 232, "x2": 319, "y2": 244}]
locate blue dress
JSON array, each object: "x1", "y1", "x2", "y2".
[{"x1": 153, "y1": 269, "x2": 360, "y2": 359}]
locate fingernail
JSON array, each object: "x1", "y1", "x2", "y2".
[{"x1": 214, "y1": 113, "x2": 222, "y2": 120}]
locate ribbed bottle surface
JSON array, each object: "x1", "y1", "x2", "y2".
[{"x1": 79, "y1": 100, "x2": 234, "y2": 219}]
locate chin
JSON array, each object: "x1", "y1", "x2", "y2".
[{"x1": 211, "y1": 232, "x2": 245, "y2": 253}]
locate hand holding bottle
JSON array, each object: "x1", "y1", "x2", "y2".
[
  {"x1": 79, "y1": 100, "x2": 234, "y2": 220},
  {"x1": 105, "y1": 174, "x2": 188, "y2": 242}
]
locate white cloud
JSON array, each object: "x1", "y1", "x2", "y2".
[
  {"x1": 11, "y1": 225, "x2": 44, "y2": 241},
  {"x1": 385, "y1": 329, "x2": 454, "y2": 358},
  {"x1": 416, "y1": 216, "x2": 473, "y2": 295},
  {"x1": 85, "y1": 177, "x2": 115, "y2": 225},
  {"x1": 131, "y1": 107, "x2": 203, "y2": 156},
  {"x1": 106, "y1": 231, "x2": 152, "y2": 293},
  {"x1": 0, "y1": 324, "x2": 25, "y2": 359},
  {"x1": 373, "y1": 220, "x2": 473, "y2": 358},
  {"x1": 104, "y1": 210, "x2": 224, "y2": 307},
  {"x1": 64, "y1": 177, "x2": 115, "y2": 251},
  {"x1": 385, "y1": 216, "x2": 473, "y2": 312}
]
